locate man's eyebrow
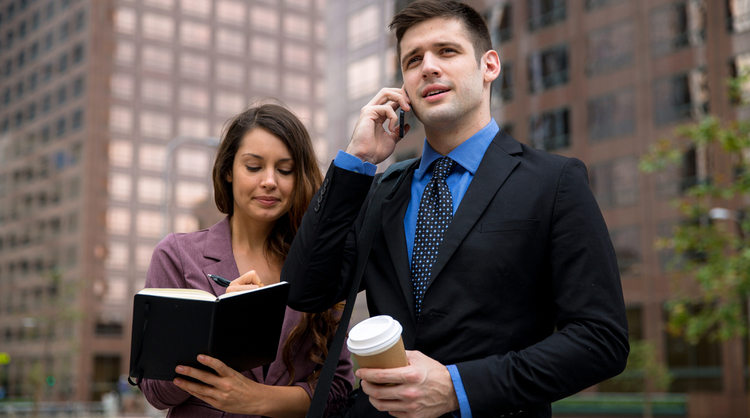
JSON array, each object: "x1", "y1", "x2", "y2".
[{"x1": 401, "y1": 42, "x2": 464, "y2": 68}]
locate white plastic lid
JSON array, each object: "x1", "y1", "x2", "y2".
[{"x1": 347, "y1": 315, "x2": 403, "y2": 356}]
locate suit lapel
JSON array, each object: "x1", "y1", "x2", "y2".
[
  {"x1": 201, "y1": 217, "x2": 240, "y2": 297},
  {"x1": 427, "y1": 132, "x2": 522, "y2": 286},
  {"x1": 380, "y1": 168, "x2": 417, "y2": 321}
]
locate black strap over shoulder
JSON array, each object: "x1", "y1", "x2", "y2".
[{"x1": 305, "y1": 158, "x2": 418, "y2": 418}]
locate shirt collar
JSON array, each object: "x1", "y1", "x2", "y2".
[{"x1": 415, "y1": 118, "x2": 499, "y2": 180}]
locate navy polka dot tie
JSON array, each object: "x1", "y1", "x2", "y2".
[{"x1": 411, "y1": 156, "x2": 456, "y2": 318}]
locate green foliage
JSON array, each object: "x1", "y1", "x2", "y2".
[
  {"x1": 640, "y1": 75, "x2": 750, "y2": 345},
  {"x1": 608, "y1": 341, "x2": 673, "y2": 392}
]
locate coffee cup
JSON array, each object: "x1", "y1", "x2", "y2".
[{"x1": 347, "y1": 315, "x2": 408, "y2": 369}]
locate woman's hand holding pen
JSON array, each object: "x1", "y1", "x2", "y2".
[{"x1": 225, "y1": 270, "x2": 265, "y2": 294}]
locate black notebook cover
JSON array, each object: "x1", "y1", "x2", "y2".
[{"x1": 128, "y1": 281, "x2": 289, "y2": 381}]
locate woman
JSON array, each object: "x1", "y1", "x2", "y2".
[{"x1": 139, "y1": 102, "x2": 354, "y2": 417}]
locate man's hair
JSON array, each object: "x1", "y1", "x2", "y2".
[{"x1": 389, "y1": 0, "x2": 493, "y2": 64}]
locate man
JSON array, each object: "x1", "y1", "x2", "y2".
[{"x1": 282, "y1": 1, "x2": 629, "y2": 417}]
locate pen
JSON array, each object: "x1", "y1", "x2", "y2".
[{"x1": 207, "y1": 273, "x2": 231, "y2": 288}]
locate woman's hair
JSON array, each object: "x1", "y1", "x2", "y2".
[{"x1": 212, "y1": 100, "x2": 338, "y2": 386}]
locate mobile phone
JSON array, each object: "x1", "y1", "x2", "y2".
[{"x1": 399, "y1": 109, "x2": 405, "y2": 139}]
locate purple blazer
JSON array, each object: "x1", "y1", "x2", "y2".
[{"x1": 138, "y1": 217, "x2": 354, "y2": 418}]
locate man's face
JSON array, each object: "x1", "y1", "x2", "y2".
[{"x1": 399, "y1": 17, "x2": 491, "y2": 131}]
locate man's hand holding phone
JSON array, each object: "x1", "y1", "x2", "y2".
[{"x1": 346, "y1": 87, "x2": 410, "y2": 165}]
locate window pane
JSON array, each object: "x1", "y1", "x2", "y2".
[
  {"x1": 142, "y1": 45, "x2": 173, "y2": 72},
  {"x1": 217, "y1": 0, "x2": 246, "y2": 25},
  {"x1": 650, "y1": 1, "x2": 705, "y2": 56},
  {"x1": 139, "y1": 144, "x2": 166, "y2": 171},
  {"x1": 251, "y1": 5, "x2": 279, "y2": 32},
  {"x1": 528, "y1": 44, "x2": 568, "y2": 93},
  {"x1": 348, "y1": 5, "x2": 378, "y2": 49},
  {"x1": 251, "y1": 37, "x2": 278, "y2": 62},
  {"x1": 528, "y1": 107, "x2": 570, "y2": 151},
  {"x1": 587, "y1": 88, "x2": 635, "y2": 142},
  {"x1": 142, "y1": 13, "x2": 174, "y2": 41},
  {"x1": 180, "y1": 53, "x2": 209, "y2": 78},
  {"x1": 141, "y1": 79, "x2": 172, "y2": 106},
  {"x1": 216, "y1": 29, "x2": 245, "y2": 55},
  {"x1": 115, "y1": 7, "x2": 136, "y2": 34},
  {"x1": 586, "y1": 20, "x2": 634, "y2": 77},
  {"x1": 181, "y1": 21, "x2": 210, "y2": 48},
  {"x1": 140, "y1": 111, "x2": 172, "y2": 139},
  {"x1": 347, "y1": 54, "x2": 380, "y2": 100},
  {"x1": 181, "y1": 0, "x2": 210, "y2": 17}
]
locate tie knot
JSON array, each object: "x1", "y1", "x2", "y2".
[{"x1": 432, "y1": 157, "x2": 455, "y2": 181}]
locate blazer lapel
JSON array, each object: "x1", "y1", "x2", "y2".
[
  {"x1": 201, "y1": 217, "x2": 240, "y2": 297},
  {"x1": 380, "y1": 167, "x2": 418, "y2": 321},
  {"x1": 427, "y1": 132, "x2": 522, "y2": 285}
]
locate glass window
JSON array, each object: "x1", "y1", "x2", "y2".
[
  {"x1": 528, "y1": 44, "x2": 568, "y2": 93},
  {"x1": 109, "y1": 106, "x2": 133, "y2": 133},
  {"x1": 587, "y1": 88, "x2": 635, "y2": 142},
  {"x1": 106, "y1": 241, "x2": 129, "y2": 269},
  {"x1": 216, "y1": 29, "x2": 245, "y2": 55},
  {"x1": 175, "y1": 214, "x2": 199, "y2": 233},
  {"x1": 251, "y1": 66, "x2": 278, "y2": 90},
  {"x1": 216, "y1": 60, "x2": 243, "y2": 85},
  {"x1": 653, "y1": 68, "x2": 708, "y2": 126},
  {"x1": 491, "y1": 61, "x2": 513, "y2": 103},
  {"x1": 59, "y1": 21, "x2": 69, "y2": 41},
  {"x1": 141, "y1": 78, "x2": 172, "y2": 106},
  {"x1": 486, "y1": 2, "x2": 512, "y2": 45},
  {"x1": 175, "y1": 181, "x2": 207, "y2": 207},
  {"x1": 143, "y1": 13, "x2": 174, "y2": 41},
  {"x1": 286, "y1": 0, "x2": 311, "y2": 9},
  {"x1": 115, "y1": 41, "x2": 135, "y2": 65},
  {"x1": 57, "y1": 85, "x2": 67, "y2": 105},
  {"x1": 283, "y1": 43, "x2": 310, "y2": 68},
  {"x1": 142, "y1": 45, "x2": 173, "y2": 72},
  {"x1": 106, "y1": 208, "x2": 130, "y2": 235},
  {"x1": 347, "y1": 54, "x2": 380, "y2": 100},
  {"x1": 73, "y1": 77, "x2": 84, "y2": 97},
  {"x1": 585, "y1": 0, "x2": 626, "y2": 10},
  {"x1": 728, "y1": 0, "x2": 750, "y2": 33},
  {"x1": 181, "y1": 0, "x2": 211, "y2": 17},
  {"x1": 111, "y1": 73, "x2": 134, "y2": 99},
  {"x1": 137, "y1": 244, "x2": 155, "y2": 269},
  {"x1": 179, "y1": 85, "x2": 209, "y2": 111},
  {"x1": 180, "y1": 20, "x2": 210, "y2": 48},
  {"x1": 348, "y1": 5, "x2": 379, "y2": 49},
  {"x1": 730, "y1": 52, "x2": 750, "y2": 103},
  {"x1": 284, "y1": 13, "x2": 310, "y2": 39},
  {"x1": 115, "y1": 7, "x2": 137, "y2": 35},
  {"x1": 251, "y1": 5, "x2": 279, "y2": 32},
  {"x1": 586, "y1": 20, "x2": 634, "y2": 77},
  {"x1": 214, "y1": 91, "x2": 244, "y2": 115},
  {"x1": 665, "y1": 305, "x2": 723, "y2": 392},
  {"x1": 144, "y1": 0, "x2": 175, "y2": 10},
  {"x1": 251, "y1": 36, "x2": 278, "y2": 63},
  {"x1": 137, "y1": 211, "x2": 163, "y2": 238},
  {"x1": 180, "y1": 53, "x2": 209, "y2": 78},
  {"x1": 609, "y1": 226, "x2": 642, "y2": 275},
  {"x1": 140, "y1": 111, "x2": 172, "y2": 139},
  {"x1": 139, "y1": 144, "x2": 166, "y2": 171},
  {"x1": 528, "y1": 107, "x2": 569, "y2": 151},
  {"x1": 104, "y1": 278, "x2": 128, "y2": 303},
  {"x1": 589, "y1": 156, "x2": 639, "y2": 209},
  {"x1": 217, "y1": 0, "x2": 246, "y2": 25},
  {"x1": 178, "y1": 118, "x2": 209, "y2": 138},
  {"x1": 138, "y1": 176, "x2": 164, "y2": 204},
  {"x1": 109, "y1": 173, "x2": 132, "y2": 201},
  {"x1": 650, "y1": 1, "x2": 705, "y2": 56},
  {"x1": 176, "y1": 149, "x2": 209, "y2": 175},
  {"x1": 528, "y1": 0, "x2": 566, "y2": 32},
  {"x1": 58, "y1": 53, "x2": 68, "y2": 73},
  {"x1": 283, "y1": 73, "x2": 310, "y2": 99}
]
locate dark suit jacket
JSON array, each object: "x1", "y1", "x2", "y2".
[
  {"x1": 283, "y1": 130, "x2": 629, "y2": 418},
  {"x1": 138, "y1": 217, "x2": 354, "y2": 418}
]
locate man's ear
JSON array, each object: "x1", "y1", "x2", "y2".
[{"x1": 482, "y1": 50, "x2": 501, "y2": 84}]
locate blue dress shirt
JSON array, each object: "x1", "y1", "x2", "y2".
[{"x1": 334, "y1": 119, "x2": 500, "y2": 418}]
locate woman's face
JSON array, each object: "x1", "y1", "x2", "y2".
[{"x1": 227, "y1": 128, "x2": 295, "y2": 226}]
